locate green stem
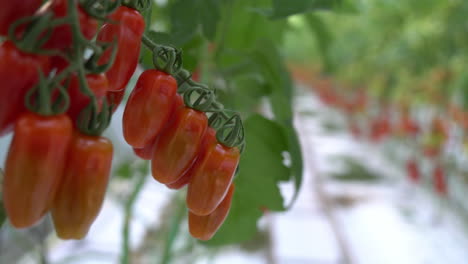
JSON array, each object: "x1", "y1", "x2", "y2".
[
  {"x1": 120, "y1": 169, "x2": 147, "y2": 264},
  {"x1": 160, "y1": 195, "x2": 186, "y2": 264}
]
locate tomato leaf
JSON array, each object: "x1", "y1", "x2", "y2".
[
  {"x1": 270, "y1": 0, "x2": 342, "y2": 19},
  {"x1": 250, "y1": 40, "x2": 303, "y2": 208},
  {"x1": 199, "y1": 0, "x2": 221, "y2": 40}
]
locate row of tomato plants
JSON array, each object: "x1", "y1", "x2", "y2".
[{"x1": 291, "y1": 67, "x2": 466, "y2": 198}]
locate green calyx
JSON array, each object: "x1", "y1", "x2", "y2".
[
  {"x1": 25, "y1": 71, "x2": 70, "y2": 116},
  {"x1": 79, "y1": 0, "x2": 121, "y2": 20},
  {"x1": 122, "y1": 0, "x2": 151, "y2": 12}
]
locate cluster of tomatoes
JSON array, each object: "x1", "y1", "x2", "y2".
[
  {"x1": 122, "y1": 69, "x2": 240, "y2": 241},
  {"x1": 0, "y1": 0, "x2": 242, "y2": 241},
  {"x1": 0, "y1": 0, "x2": 145, "y2": 239}
]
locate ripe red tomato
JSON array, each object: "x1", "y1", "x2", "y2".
[
  {"x1": 133, "y1": 95, "x2": 184, "y2": 160},
  {"x1": 107, "y1": 89, "x2": 126, "y2": 113},
  {"x1": 0, "y1": 41, "x2": 50, "y2": 136},
  {"x1": 123, "y1": 70, "x2": 178, "y2": 148},
  {"x1": 3, "y1": 112, "x2": 72, "y2": 228},
  {"x1": 189, "y1": 184, "x2": 234, "y2": 240},
  {"x1": 165, "y1": 127, "x2": 215, "y2": 190},
  {"x1": 52, "y1": 133, "x2": 113, "y2": 239},
  {"x1": 151, "y1": 107, "x2": 208, "y2": 184},
  {"x1": 406, "y1": 159, "x2": 420, "y2": 183},
  {"x1": 433, "y1": 164, "x2": 447, "y2": 196},
  {"x1": 45, "y1": 0, "x2": 98, "y2": 70},
  {"x1": 186, "y1": 131, "x2": 240, "y2": 216},
  {"x1": 98, "y1": 6, "x2": 145, "y2": 91},
  {"x1": 133, "y1": 138, "x2": 156, "y2": 160},
  {"x1": 0, "y1": 0, "x2": 43, "y2": 36},
  {"x1": 67, "y1": 74, "x2": 109, "y2": 125}
]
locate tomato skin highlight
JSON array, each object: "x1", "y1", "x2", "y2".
[
  {"x1": 189, "y1": 184, "x2": 235, "y2": 240},
  {"x1": 186, "y1": 133, "x2": 240, "y2": 216},
  {"x1": 67, "y1": 74, "x2": 109, "y2": 124},
  {"x1": 51, "y1": 133, "x2": 113, "y2": 240},
  {"x1": 98, "y1": 6, "x2": 145, "y2": 92},
  {"x1": 0, "y1": 41, "x2": 50, "y2": 136},
  {"x1": 3, "y1": 113, "x2": 72, "y2": 228},
  {"x1": 152, "y1": 107, "x2": 208, "y2": 184},
  {"x1": 123, "y1": 70, "x2": 177, "y2": 148},
  {"x1": 0, "y1": 0, "x2": 43, "y2": 36}
]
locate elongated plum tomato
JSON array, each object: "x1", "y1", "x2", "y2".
[
  {"x1": 189, "y1": 184, "x2": 235, "y2": 240},
  {"x1": 67, "y1": 74, "x2": 109, "y2": 125},
  {"x1": 123, "y1": 70, "x2": 177, "y2": 148},
  {"x1": 152, "y1": 107, "x2": 208, "y2": 184},
  {"x1": 52, "y1": 133, "x2": 113, "y2": 239},
  {"x1": 166, "y1": 128, "x2": 216, "y2": 190},
  {"x1": 3, "y1": 112, "x2": 72, "y2": 228},
  {"x1": 0, "y1": 41, "x2": 50, "y2": 136},
  {"x1": 133, "y1": 95, "x2": 184, "y2": 160},
  {"x1": 186, "y1": 131, "x2": 240, "y2": 216},
  {"x1": 0, "y1": 0, "x2": 43, "y2": 36},
  {"x1": 98, "y1": 6, "x2": 145, "y2": 91}
]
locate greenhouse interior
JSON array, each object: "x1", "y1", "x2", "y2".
[{"x1": 1, "y1": 0, "x2": 467, "y2": 263}]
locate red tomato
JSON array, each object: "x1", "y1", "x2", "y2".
[
  {"x1": 151, "y1": 107, "x2": 208, "y2": 184},
  {"x1": 433, "y1": 164, "x2": 447, "y2": 196},
  {"x1": 189, "y1": 184, "x2": 234, "y2": 240},
  {"x1": 123, "y1": 70, "x2": 177, "y2": 148},
  {"x1": 186, "y1": 131, "x2": 240, "y2": 216},
  {"x1": 98, "y1": 6, "x2": 145, "y2": 91},
  {"x1": 107, "y1": 89, "x2": 125, "y2": 113},
  {"x1": 67, "y1": 74, "x2": 109, "y2": 125},
  {"x1": 0, "y1": 0, "x2": 43, "y2": 36},
  {"x1": 45, "y1": 0, "x2": 98, "y2": 70},
  {"x1": 0, "y1": 41, "x2": 50, "y2": 136},
  {"x1": 133, "y1": 95, "x2": 184, "y2": 160},
  {"x1": 406, "y1": 159, "x2": 420, "y2": 183},
  {"x1": 166, "y1": 127, "x2": 216, "y2": 190},
  {"x1": 133, "y1": 138, "x2": 156, "y2": 160},
  {"x1": 51, "y1": 133, "x2": 113, "y2": 239},
  {"x1": 3, "y1": 112, "x2": 72, "y2": 228}
]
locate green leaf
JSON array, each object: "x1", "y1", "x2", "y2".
[
  {"x1": 249, "y1": 40, "x2": 303, "y2": 208},
  {"x1": 305, "y1": 13, "x2": 334, "y2": 73},
  {"x1": 270, "y1": 0, "x2": 343, "y2": 19},
  {"x1": 205, "y1": 114, "x2": 290, "y2": 245},
  {"x1": 199, "y1": 0, "x2": 221, "y2": 40}
]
